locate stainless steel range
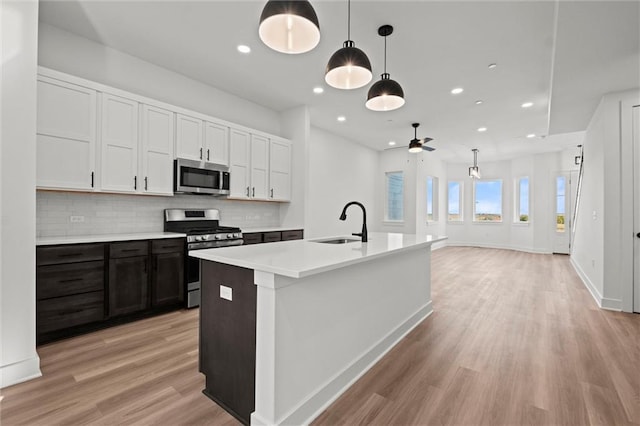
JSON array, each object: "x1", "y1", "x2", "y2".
[{"x1": 164, "y1": 208, "x2": 243, "y2": 308}]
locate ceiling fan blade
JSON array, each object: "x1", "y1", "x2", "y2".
[
  {"x1": 422, "y1": 145, "x2": 436, "y2": 152},
  {"x1": 422, "y1": 137, "x2": 433, "y2": 144}
]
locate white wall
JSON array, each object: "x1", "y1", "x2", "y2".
[
  {"x1": 38, "y1": 23, "x2": 281, "y2": 136},
  {"x1": 571, "y1": 89, "x2": 640, "y2": 311},
  {"x1": 279, "y1": 106, "x2": 309, "y2": 230},
  {"x1": 305, "y1": 127, "x2": 378, "y2": 239},
  {"x1": 1, "y1": 0, "x2": 42, "y2": 388}
]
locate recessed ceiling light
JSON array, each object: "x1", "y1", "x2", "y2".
[
  {"x1": 451, "y1": 87, "x2": 464, "y2": 95},
  {"x1": 526, "y1": 133, "x2": 536, "y2": 138},
  {"x1": 388, "y1": 141, "x2": 396, "y2": 146},
  {"x1": 521, "y1": 102, "x2": 533, "y2": 108},
  {"x1": 477, "y1": 127, "x2": 487, "y2": 132},
  {"x1": 237, "y1": 45, "x2": 251, "y2": 54},
  {"x1": 337, "y1": 116, "x2": 346, "y2": 122},
  {"x1": 313, "y1": 87, "x2": 324, "y2": 94},
  {"x1": 475, "y1": 100, "x2": 483, "y2": 105},
  {"x1": 488, "y1": 63, "x2": 497, "y2": 69}
]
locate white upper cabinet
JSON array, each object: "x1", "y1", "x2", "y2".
[
  {"x1": 204, "y1": 121, "x2": 229, "y2": 166},
  {"x1": 269, "y1": 139, "x2": 292, "y2": 201},
  {"x1": 36, "y1": 76, "x2": 97, "y2": 191},
  {"x1": 141, "y1": 105, "x2": 175, "y2": 195},
  {"x1": 229, "y1": 129, "x2": 251, "y2": 199},
  {"x1": 175, "y1": 114, "x2": 203, "y2": 161},
  {"x1": 250, "y1": 135, "x2": 269, "y2": 200},
  {"x1": 100, "y1": 93, "x2": 139, "y2": 193}
]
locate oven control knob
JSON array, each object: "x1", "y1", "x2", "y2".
[
  {"x1": 201, "y1": 235, "x2": 209, "y2": 241},
  {"x1": 194, "y1": 236, "x2": 203, "y2": 242},
  {"x1": 234, "y1": 233, "x2": 241, "y2": 238},
  {"x1": 214, "y1": 234, "x2": 223, "y2": 240},
  {"x1": 227, "y1": 233, "x2": 233, "y2": 239}
]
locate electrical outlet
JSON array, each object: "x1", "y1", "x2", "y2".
[
  {"x1": 220, "y1": 285, "x2": 232, "y2": 301},
  {"x1": 70, "y1": 215, "x2": 85, "y2": 223}
]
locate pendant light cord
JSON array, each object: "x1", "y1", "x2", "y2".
[
  {"x1": 347, "y1": 0, "x2": 351, "y2": 40},
  {"x1": 384, "y1": 35, "x2": 387, "y2": 74}
]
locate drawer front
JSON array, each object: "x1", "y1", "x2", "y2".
[
  {"x1": 242, "y1": 233, "x2": 262, "y2": 245},
  {"x1": 37, "y1": 260, "x2": 104, "y2": 300},
  {"x1": 151, "y1": 238, "x2": 185, "y2": 254},
  {"x1": 263, "y1": 232, "x2": 282, "y2": 243},
  {"x1": 281, "y1": 230, "x2": 304, "y2": 241},
  {"x1": 37, "y1": 291, "x2": 104, "y2": 334},
  {"x1": 37, "y1": 243, "x2": 105, "y2": 266},
  {"x1": 110, "y1": 241, "x2": 149, "y2": 258}
]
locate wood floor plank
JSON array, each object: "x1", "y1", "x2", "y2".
[{"x1": 1, "y1": 247, "x2": 638, "y2": 426}]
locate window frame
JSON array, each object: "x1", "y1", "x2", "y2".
[
  {"x1": 426, "y1": 176, "x2": 439, "y2": 222},
  {"x1": 473, "y1": 178, "x2": 503, "y2": 223},
  {"x1": 447, "y1": 180, "x2": 463, "y2": 222},
  {"x1": 384, "y1": 171, "x2": 404, "y2": 223},
  {"x1": 514, "y1": 176, "x2": 530, "y2": 224}
]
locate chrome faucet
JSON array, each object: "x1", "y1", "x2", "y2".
[{"x1": 339, "y1": 201, "x2": 368, "y2": 242}]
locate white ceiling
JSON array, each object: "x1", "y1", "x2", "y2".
[{"x1": 38, "y1": 0, "x2": 640, "y2": 162}]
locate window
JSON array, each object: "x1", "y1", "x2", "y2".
[
  {"x1": 474, "y1": 179, "x2": 502, "y2": 222},
  {"x1": 448, "y1": 181, "x2": 462, "y2": 221},
  {"x1": 426, "y1": 176, "x2": 439, "y2": 221},
  {"x1": 385, "y1": 171, "x2": 404, "y2": 221},
  {"x1": 515, "y1": 177, "x2": 530, "y2": 223},
  {"x1": 556, "y1": 176, "x2": 565, "y2": 232}
]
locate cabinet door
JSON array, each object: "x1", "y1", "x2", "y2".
[
  {"x1": 100, "y1": 93, "x2": 139, "y2": 193},
  {"x1": 175, "y1": 114, "x2": 203, "y2": 161},
  {"x1": 109, "y1": 256, "x2": 149, "y2": 317},
  {"x1": 204, "y1": 121, "x2": 229, "y2": 165},
  {"x1": 269, "y1": 139, "x2": 292, "y2": 201},
  {"x1": 141, "y1": 105, "x2": 174, "y2": 195},
  {"x1": 36, "y1": 76, "x2": 97, "y2": 191},
  {"x1": 229, "y1": 129, "x2": 251, "y2": 199},
  {"x1": 250, "y1": 134, "x2": 269, "y2": 200},
  {"x1": 152, "y1": 252, "x2": 184, "y2": 307}
]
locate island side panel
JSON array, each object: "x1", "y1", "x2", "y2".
[
  {"x1": 253, "y1": 248, "x2": 432, "y2": 425},
  {"x1": 200, "y1": 260, "x2": 256, "y2": 425}
]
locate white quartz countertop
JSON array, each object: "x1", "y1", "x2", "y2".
[
  {"x1": 36, "y1": 232, "x2": 187, "y2": 246},
  {"x1": 189, "y1": 232, "x2": 447, "y2": 278},
  {"x1": 240, "y1": 226, "x2": 304, "y2": 233}
]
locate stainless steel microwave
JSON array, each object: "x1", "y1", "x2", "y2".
[{"x1": 174, "y1": 158, "x2": 230, "y2": 196}]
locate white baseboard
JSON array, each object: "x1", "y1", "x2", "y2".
[
  {"x1": 256, "y1": 301, "x2": 433, "y2": 426},
  {"x1": 445, "y1": 241, "x2": 551, "y2": 254},
  {"x1": 569, "y1": 257, "x2": 622, "y2": 311},
  {"x1": 0, "y1": 355, "x2": 41, "y2": 389}
]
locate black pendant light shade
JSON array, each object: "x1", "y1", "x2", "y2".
[
  {"x1": 366, "y1": 25, "x2": 405, "y2": 111},
  {"x1": 325, "y1": 0, "x2": 372, "y2": 89},
  {"x1": 259, "y1": 1, "x2": 320, "y2": 54}
]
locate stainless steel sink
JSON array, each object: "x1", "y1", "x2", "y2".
[{"x1": 312, "y1": 237, "x2": 360, "y2": 244}]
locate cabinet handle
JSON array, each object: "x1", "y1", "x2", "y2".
[
  {"x1": 121, "y1": 248, "x2": 140, "y2": 253},
  {"x1": 59, "y1": 308, "x2": 85, "y2": 316},
  {"x1": 144, "y1": 177, "x2": 148, "y2": 191},
  {"x1": 200, "y1": 147, "x2": 203, "y2": 159},
  {"x1": 59, "y1": 253, "x2": 82, "y2": 257},
  {"x1": 207, "y1": 149, "x2": 210, "y2": 161},
  {"x1": 252, "y1": 187, "x2": 255, "y2": 197},
  {"x1": 246, "y1": 186, "x2": 250, "y2": 197},
  {"x1": 59, "y1": 278, "x2": 83, "y2": 283},
  {"x1": 91, "y1": 171, "x2": 94, "y2": 188},
  {"x1": 134, "y1": 176, "x2": 137, "y2": 190},
  {"x1": 270, "y1": 188, "x2": 274, "y2": 198}
]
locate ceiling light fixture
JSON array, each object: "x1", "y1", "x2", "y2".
[
  {"x1": 388, "y1": 141, "x2": 396, "y2": 146},
  {"x1": 475, "y1": 100, "x2": 483, "y2": 105},
  {"x1": 477, "y1": 127, "x2": 487, "y2": 132},
  {"x1": 337, "y1": 116, "x2": 346, "y2": 122},
  {"x1": 258, "y1": 1, "x2": 320, "y2": 54},
  {"x1": 237, "y1": 45, "x2": 251, "y2": 54},
  {"x1": 313, "y1": 86, "x2": 324, "y2": 94},
  {"x1": 366, "y1": 25, "x2": 405, "y2": 111},
  {"x1": 451, "y1": 87, "x2": 464, "y2": 95},
  {"x1": 521, "y1": 102, "x2": 533, "y2": 108},
  {"x1": 526, "y1": 133, "x2": 536, "y2": 138},
  {"x1": 325, "y1": 0, "x2": 372, "y2": 89},
  {"x1": 469, "y1": 148, "x2": 481, "y2": 179},
  {"x1": 488, "y1": 63, "x2": 497, "y2": 69},
  {"x1": 408, "y1": 123, "x2": 435, "y2": 154}
]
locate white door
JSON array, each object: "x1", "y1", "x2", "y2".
[
  {"x1": 36, "y1": 76, "x2": 97, "y2": 190},
  {"x1": 204, "y1": 121, "x2": 229, "y2": 165},
  {"x1": 229, "y1": 129, "x2": 250, "y2": 199},
  {"x1": 633, "y1": 105, "x2": 640, "y2": 312},
  {"x1": 100, "y1": 93, "x2": 139, "y2": 193},
  {"x1": 175, "y1": 114, "x2": 203, "y2": 161},
  {"x1": 269, "y1": 139, "x2": 291, "y2": 201},
  {"x1": 141, "y1": 105, "x2": 174, "y2": 195},
  {"x1": 553, "y1": 171, "x2": 577, "y2": 254},
  {"x1": 250, "y1": 135, "x2": 269, "y2": 200}
]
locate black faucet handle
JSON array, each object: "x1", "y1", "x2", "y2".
[{"x1": 352, "y1": 232, "x2": 362, "y2": 237}]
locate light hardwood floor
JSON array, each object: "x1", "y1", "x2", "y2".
[{"x1": 1, "y1": 247, "x2": 638, "y2": 425}]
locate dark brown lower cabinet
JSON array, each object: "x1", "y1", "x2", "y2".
[
  {"x1": 200, "y1": 260, "x2": 256, "y2": 425},
  {"x1": 152, "y1": 252, "x2": 184, "y2": 307},
  {"x1": 109, "y1": 256, "x2": 149, "y2": 317}
]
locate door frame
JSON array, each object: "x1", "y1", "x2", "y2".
[{"x1": 620, "y1": 98, "x2": 639, "y2": 312}]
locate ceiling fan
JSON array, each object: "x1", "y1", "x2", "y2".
[{"x1": 408, "y1": 123, "x2": 435, "y2": 153}]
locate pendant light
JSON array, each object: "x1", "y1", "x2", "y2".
[
  {"x1": 469, "y1": 148, "x2": 481, "y2": 178},
  {"x1": 259, "y1": 1, "x2": 320, "y2": 54},
  {"x1": 366, "y1": 25, "x2": 405, "y2": 111},
  {"x1": 325, "y1": 0, "x2": 372, "y2": 90}
]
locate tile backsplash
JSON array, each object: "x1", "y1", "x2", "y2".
[{"x1": 37, "y1": 191, "x2": 281, "y2": 238}]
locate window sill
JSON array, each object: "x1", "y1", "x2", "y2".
[
  {"x1": 447, "y1": 221, "x2": 465, "y2": 225},
  {"x1": 472, "y1": 221, "x2": 503, "y2": 225},
  {"x1": 512, "y1": 222, "x2": 531, "y2": 227},
  {"x1": 383, "y1": 221, "x2": 405, "y2": 226}
]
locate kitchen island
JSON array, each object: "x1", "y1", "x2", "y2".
[{"x1": 190, "y1": 232, "x2": 447, "y2": 425}]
